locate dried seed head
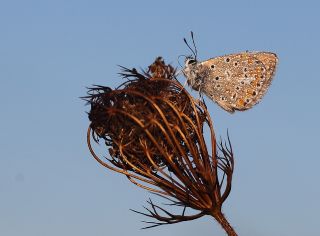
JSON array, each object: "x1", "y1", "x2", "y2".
[
  {"x1": 86, "y1": 57, "x2": 208, "y2": 173},
  {"x1": 84, "y1": 57, "x2": 236, "y2": 234}
]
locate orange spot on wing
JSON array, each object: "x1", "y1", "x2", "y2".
[
  {"x1": 236, "y1": 98, "x2": 245, "y2": 107},
  {"x1": 246, "y1": 89, "x2": 253, "y2": 95}
]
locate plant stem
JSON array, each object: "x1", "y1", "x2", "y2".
[{"x1": 211, "y1": 211, "x2": 238, "y2": 236}]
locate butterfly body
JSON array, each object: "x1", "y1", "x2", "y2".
[{"x1": 183, "y1": 51, "x2": 278, "y2": 113}]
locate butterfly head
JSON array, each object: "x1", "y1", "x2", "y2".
[
  {"x1": 182, "y1": 32, "x2": 201, "y2": 89},
  {"x1": 184, "y1": 56, "x2": 197, "y2": 66},
  {"x1": 182, "y1": 56, "x2": 201, "y2": 89}
]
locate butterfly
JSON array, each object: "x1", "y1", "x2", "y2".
[{"x1": 182, "y1": 32, "x2": 278, "y2": 113}]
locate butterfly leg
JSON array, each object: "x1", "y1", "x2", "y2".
[{"x1": 177, "y1": 69, "x2": 189, "y2": 92}]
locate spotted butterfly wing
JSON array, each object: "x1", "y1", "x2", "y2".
[{"x1": 185, "y1": 52, "x2": 278, "y2": 113}]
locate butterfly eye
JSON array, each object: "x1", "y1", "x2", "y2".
[{"x1": 187, "y1": 59, "x2": 196, "y2": 65}]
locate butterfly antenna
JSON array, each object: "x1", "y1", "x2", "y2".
[
  {"x1": 190, "y1": 31, "x2": 198, "y2": 60},
  {"x1": 183, "y1": 37, "x2": 197, "y2": 59}
]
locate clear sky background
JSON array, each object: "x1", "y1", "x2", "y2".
[{"x1": 1, "y1": 0, "x2": 319, "y2": 235}]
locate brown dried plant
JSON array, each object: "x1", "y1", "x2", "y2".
[{"x1": 84, "y1": 57, "x2": 237, "y2": 236}]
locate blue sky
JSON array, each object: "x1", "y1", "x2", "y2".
[{"x1": 1, "y1": 0, "x2": 319, "y2": 235}]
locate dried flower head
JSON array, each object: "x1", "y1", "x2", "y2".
[{"x1": 84, "y1": 57, "x2": 237, "y2": 236}]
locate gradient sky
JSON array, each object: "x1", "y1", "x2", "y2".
[{"x1": 1, "y1": 1, "x2": 320, "y2": 235}]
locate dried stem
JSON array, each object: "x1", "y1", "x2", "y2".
[{"x1": 211, "y1": 211, "x2": 238, "y2": 236}]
